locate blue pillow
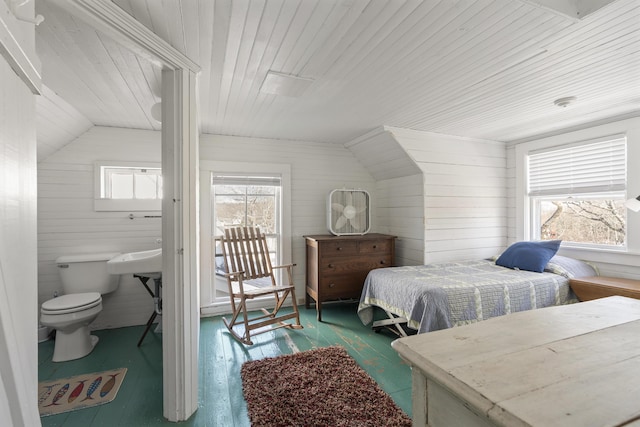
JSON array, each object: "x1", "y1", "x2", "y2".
[{"x1": 496, "y1": 240, "x2": 561, "y2": 273}]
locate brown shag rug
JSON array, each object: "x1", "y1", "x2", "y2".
[{"x1": 240, "y1": 346, "x2": 411, "y2": 427}]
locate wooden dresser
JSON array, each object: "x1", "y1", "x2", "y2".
[{"x1": 304, "y1": 233, "x2": 396, "y2": 321}]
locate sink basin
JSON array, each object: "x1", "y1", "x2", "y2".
[{"x1": 107, "y1": 248, "x2": 162, "y2": 277}]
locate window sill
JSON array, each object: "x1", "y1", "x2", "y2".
[{"x1": 558, "y1": 246, "x2": 640, "y2": 268}]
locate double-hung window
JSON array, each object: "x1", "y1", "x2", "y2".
[
  {"x1": 211, "y1": 174, "x2": 282, "y2": 299},
  {"x1": 527, "y1": 135, "x2": 627, "y2": 248}
]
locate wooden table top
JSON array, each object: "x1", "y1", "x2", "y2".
[{"x1": 392, "y1": 297, "x2": 640, "y2": 427}]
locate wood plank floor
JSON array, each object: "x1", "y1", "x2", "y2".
[{"x1": 38, "y1": 302, "x2": 412, "y2": 426}]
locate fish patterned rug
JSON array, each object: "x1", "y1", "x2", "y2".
[{"x1": 38, "y1": 368, "x2": 127, "y2": 417}]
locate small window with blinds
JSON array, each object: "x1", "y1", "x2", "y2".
[{"x1": 527, "y1": 135, "x2": 627, "y2": 248}]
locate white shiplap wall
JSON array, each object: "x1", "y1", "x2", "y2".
[
  {"x1": 38, "y1": 126, "x2": 162, "y2": 329},
  {"x1": 344, "y1": 127, "x2": 424, "y2": 266},
  {"x1": 376, "y1": 174, "x2": 425, "y2": 266},
  {"x1": 36, "y1": 85, "x2": 92, "y2": 162},
  {"x1": 0, "y1": 42, "x2": 40, "y2": 425},
  {"x1": 389, "y1": 127, "x2": 508, "y2": 263},
  {"x1": 199, "y1": 133, "x2": 376, "y2": 295},
  {"x1": 345, "y1": 127, "x2": 422, "y2": 181}
]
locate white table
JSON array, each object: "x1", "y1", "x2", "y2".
[{"x1": 392, "y1": 296, "x2": 640, "y2": 427}]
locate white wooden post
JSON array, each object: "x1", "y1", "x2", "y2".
[{"x1": 161, "y1": 68, "x2": 200, "y2": 421}]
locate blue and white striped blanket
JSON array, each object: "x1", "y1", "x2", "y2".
[{"x1": 357, "y1": 259, "x2": 578, "y2": 334}]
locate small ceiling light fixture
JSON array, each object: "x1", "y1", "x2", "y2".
[
  {"x1": 554, "y1": 96, "x2": 577, "y2": 108},
  {"x1": 260, "y1": 71, "x2": 314, "y2": 97}
]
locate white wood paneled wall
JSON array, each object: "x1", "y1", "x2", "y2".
[
  {"x1": 38, "y1": 126, "x2": 162, "y2": 329},
  {"x1": 199, "y1": 134, "x2": 376, "y2": 293},
  {"x1": 375, "y1": 174, "x2": 425, "y2": 266},
  {"x1": 389, "y1": 128, "x2": 508, "y2": 263},
  {"x1": 345, "y1": 127, "x2": 422, "y2": 181},
  {"x1": 0, "y1": 42, "x2": 40, "y2": 426},
  {"x1": 36, "y1": 85, "x2": 92, "y2": 162},
  {"x1": 345, "y1": 127, "x2": 424, "y2": 266}
]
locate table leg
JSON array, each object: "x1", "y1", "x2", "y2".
[{"x1": 412, "y1": 368, "x2": 428, "y2": 426}]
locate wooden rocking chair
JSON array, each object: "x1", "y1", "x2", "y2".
[{"x1": 220, "y1": 226, "x2": 303, "y2": 345}]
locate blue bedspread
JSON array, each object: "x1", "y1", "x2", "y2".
[{"x1": 357, "y1": 259, "x2": 578, "y2": 334}]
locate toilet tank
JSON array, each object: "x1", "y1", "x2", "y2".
[{"x1": 56, "y1": 252, "x2": 121, "y2": 295}]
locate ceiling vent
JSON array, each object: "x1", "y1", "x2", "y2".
[
  {"x1": 260, "y1": 71, "x2": 314, "y2": 97},
  {"x1": 521, "y1": 0, "x2": 618, "y2": 20}
]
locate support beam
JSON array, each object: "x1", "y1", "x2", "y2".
[
  {"x1": 0, "y1": 0, "x2": 41, "y2": 94},
  {"x1": 48, "y1": 0, "x2": 198, "y2": 71},
  {"x1": 161, "y1": 68, "x2": 200, "y2": 422}
]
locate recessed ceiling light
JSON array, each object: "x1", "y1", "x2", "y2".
[
  {"x1": 260, "y1": 71, "x2": 314, "y2": 97},
  {"x1": 554, "y1": 96, "x2": 577, "y2": 108}
]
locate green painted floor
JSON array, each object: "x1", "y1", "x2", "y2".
[{"x1": 38, "y1": 302, "x2": 412, "y2": 426}]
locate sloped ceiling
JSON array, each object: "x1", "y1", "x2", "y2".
[
  {"x1": 35, "y1": 85, "x2": 92, "y2": 161},
  {"x1": 34, "y1": 0, "x2": 640, "y2": 157}
]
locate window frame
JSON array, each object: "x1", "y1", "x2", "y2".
[
  {"x1": 211, "y1": 175, "x2": 283, "y2": 276},
  {"x1": 514, "y1": 118, "x2": 640, "y2": 272},
  {"x1": 525, "y1": 135, "x2": 627, "y2": 250},
  {"x1": 198, "y1": 161, "x2": 292, "y2": 314},
  {"x1": 94, "y1": 161, "x2": 162, "y2": 211}
]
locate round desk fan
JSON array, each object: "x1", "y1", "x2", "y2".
[{"x1": 327, "y1": 189, "x2": 371, "y2": 235}]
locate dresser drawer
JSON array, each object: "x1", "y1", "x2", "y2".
[
  {"x1": 320, "y1": 256, "x2": 392, "y2": 276},
  {"x1": 319, "y1": 275, "x2": 365, "y2": 299},
  {"x1": 358, "y1": 239, "x2": 391, "y2": 254},
  {"x1": 319, "y1": 240, "x2": 358, "y2": 256}
]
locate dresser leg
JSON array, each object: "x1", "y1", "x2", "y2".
[{"x1": 317, "y1": 302, "x2": 322, "y2": 322}]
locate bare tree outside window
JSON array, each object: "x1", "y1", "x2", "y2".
[
  {"x1": 539, "y1": 199, "x2": 626, "y2": 246},
  {"x1": 214, "y1": 186, "x2": 276, "y2": 233},
  {"x1": 213, "y1": 182, "x2": 280, "y2": 275}
]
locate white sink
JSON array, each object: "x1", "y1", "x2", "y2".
[{"x1": 107, "y1": 248, "x2": 162, "y2": 277}]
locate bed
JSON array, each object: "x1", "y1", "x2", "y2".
[{"x1": 357, "y1": 253, "x2": 597, "y2": 335}]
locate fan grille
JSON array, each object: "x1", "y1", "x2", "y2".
[{"x1": 327, "y1": 189, "x2": 371, "y2": 235}]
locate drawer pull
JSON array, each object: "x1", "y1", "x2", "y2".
[
  {"x1": 329, "y1": 283, "x2": 336, "y2": 288},
  {"x1": 336, "y1": 247, "x2": 342, "y2": 251},
  {"x1": 328, "y1": 264, "x2": 334, "y2": 268},
  {"x1": 380, "y1": 260, "x2": 386, "y2": 265},
  {"x1": 372, "y1": 245, "x2": 377, "y2": 249}
]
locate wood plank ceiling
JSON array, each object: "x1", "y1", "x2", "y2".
[{"x1": 34, "y1": 0, "x2": 640, "y2": 153}]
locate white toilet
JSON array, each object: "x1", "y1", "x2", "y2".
[{"x1": 40, "y1": 252, "x2": 120, "y2": 362}]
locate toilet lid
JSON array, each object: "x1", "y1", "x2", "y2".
[{"x1": 41, "y1": 292, "x2": 101, "y2": 314}]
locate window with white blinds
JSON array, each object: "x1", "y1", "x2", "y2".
[
  {"x1": 528, "y1": 136, "x2": 627, "y2": 197},
  {"x1": 526, "y1": 135, "x2": 628, "y2": 248}
]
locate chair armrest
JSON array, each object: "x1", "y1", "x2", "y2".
[{"x1": 224, "y1": 271, "x2": 245, "y2": 280}]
